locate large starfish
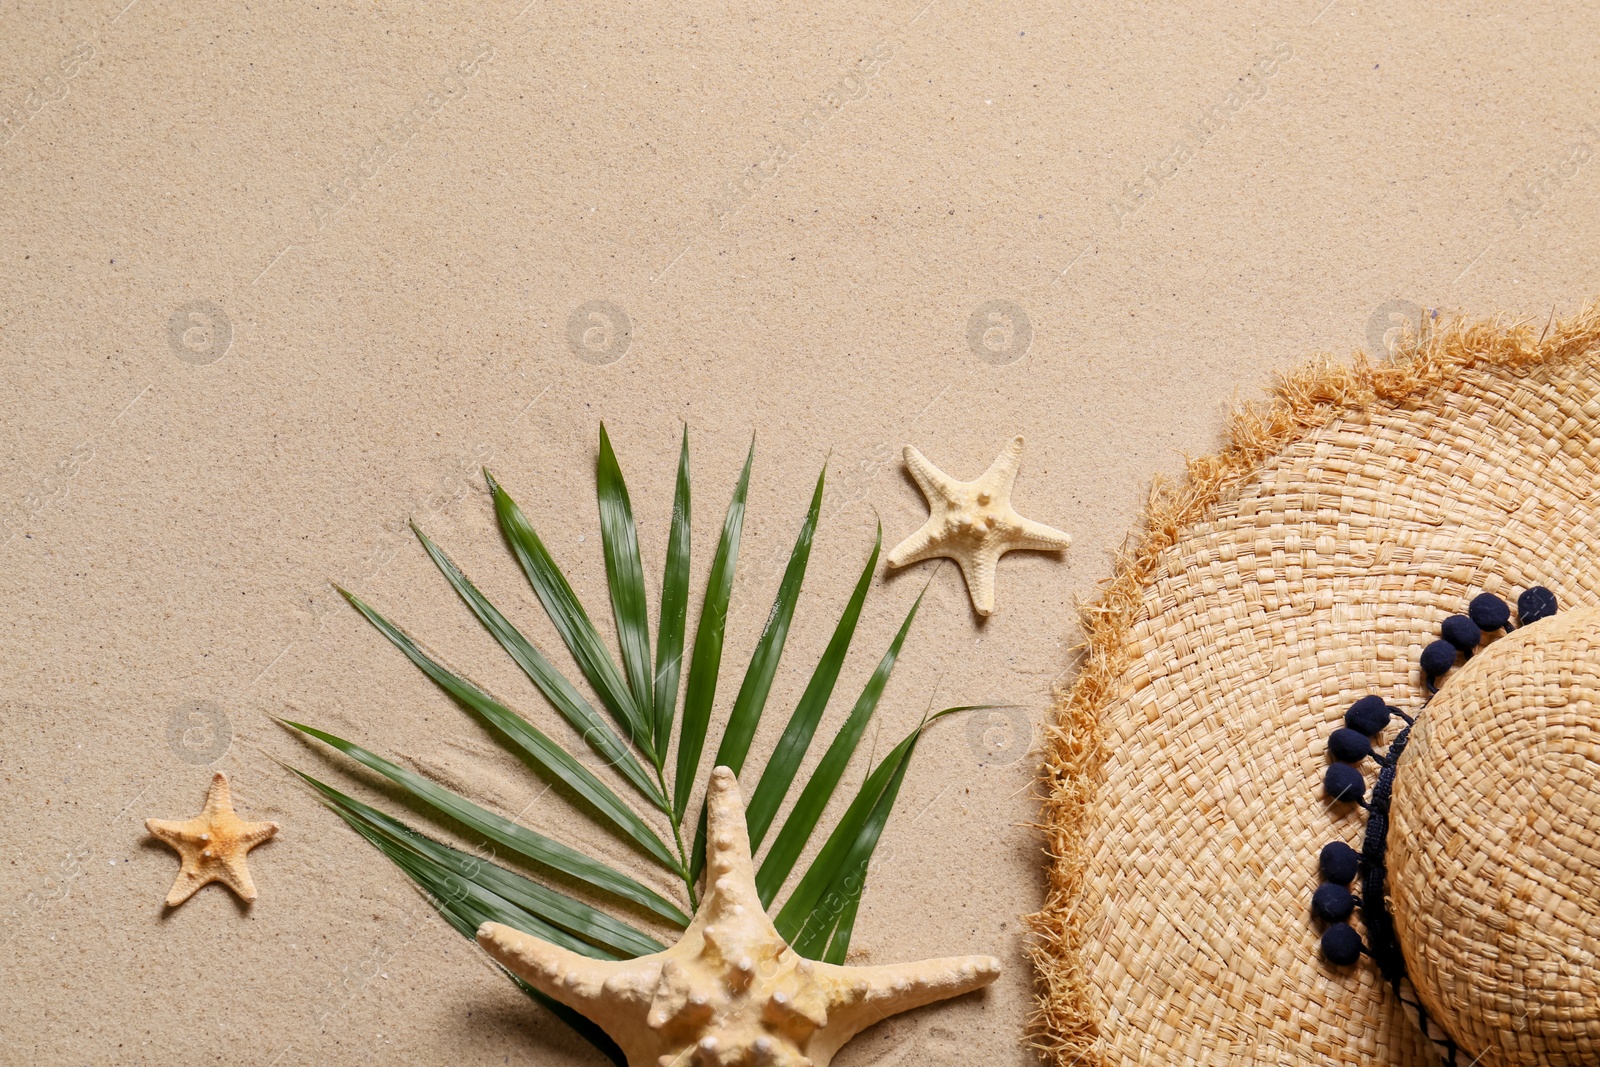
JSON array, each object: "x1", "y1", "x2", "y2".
[
  {"x1": 146, "y1": 772, "x2": 279, "y2": 906},
  {"x1": 478, "y1": 767, "x2": 1000, "y2": 1067},
  {"x1": 886, "y1": 435, "x2": 1071, "y2": 616}
]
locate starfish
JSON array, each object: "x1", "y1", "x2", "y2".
[
  {"x1": 886, "y1": 435, "x2": 1071, "y2": 616},
  {"x1": 146, "y1": 771, "x2": 279, "y2": 906},
  {"x1": 478, "y1": 767, "x2": 1000, "y2": 1067}
]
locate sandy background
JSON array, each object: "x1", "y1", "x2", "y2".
[{"x1": 2, "y1": 1, "x2": 1598, "y2": 1064}]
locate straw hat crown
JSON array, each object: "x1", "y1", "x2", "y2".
[{"x1": 1388, "y1": 605, "x2": 1600, "y2": 1067}]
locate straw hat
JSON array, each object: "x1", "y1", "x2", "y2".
[{"x1": 1029, "y1": 306, "x2": 1600, "y2": 1067}]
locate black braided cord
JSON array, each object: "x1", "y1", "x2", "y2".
[{"x1": 1357, "y1": 722, "x2": 1460, "y2": 1065}]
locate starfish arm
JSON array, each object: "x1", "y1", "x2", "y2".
[
  {"x1": 219, "y1": 854, "x2": 260, "y2": 902},
  {"x1": 885, "y1": 520, "x2": 944, "y2": 569},
  {"x1": 237, "y1": 820, "x2": 280, "y2": 848},
  {"x1": 810, "y1": 954, "x2": 1001, "y2": 1056},
  {"x1": 163, "y1": 866, "x2": 213, "y2": 908},
  {"x1": 956, "y1": 545, "x2": 1001, "y2": 617},
  {"x1": 697, "y1": 767, "x2": 794, "y2": 985},
  {"x1": 146, "y1": 818, "x2": 208, "y2": 906},
  {"x1": 901, "y1": 445, "x2": 949, "y2": 501},
  {"x1": 700, "y1": 767, "x2": 762, "y2": 909},
  {"x1": 1005, "y1": 515, "x2": 1072, "y2": 552},
  {"x1": 201, "y1": 771, "x2": 234, "y2": 815},
  {"x1": 477, "y1": 921, "x2": 644, "y2": 1013},
  {"x1": 975, "y1": 434, "x2": 1025, "y2": 497}
]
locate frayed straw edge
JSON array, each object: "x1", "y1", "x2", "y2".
[{"x1": 1023, "y1": 300, "x2": 1600, "y2": 1067}]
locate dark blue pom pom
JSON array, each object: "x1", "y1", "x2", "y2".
[
  {"x1": 1312, "y1": 882, "x2": 1356, "y2": 923},
  {"x1": 1420, "y1": 639, "x2": 1458, "y2": 680},
  {"x1": 1321, "y1": 922, "x2": 1363, "y2": 966},
  {"x1": 1328, "y1": 728, "x2": 1373, "y2": 763},
  {"x1": 1469, "y1": 593, "x2": 1510, "y2": 631},
  {"x1": 1441, "y1": 614, "x2": 1481, "y2": 653},
  {"x1": 1319, "y1": 841, "x2": 1360, "y2": 884},
  {"x1": 1324, "y1": 763, "x2": 1366, "y2": 804},
  {"x1": 1344, "y1": 695, "x2": 1391, "y2": 736},
  {"x1": 1518, "y1": 586, "x2": 1558, "y2": 626}
]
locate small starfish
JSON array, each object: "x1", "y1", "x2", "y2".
[
  {"x1": 478, "y1": 767, "x2": 1000, "y2": 1067},
  {"x1": 886, "y1": 435, "x2": 1071, "y2": 616},
  {"x1": 146, "y1": 772, "x2": 278, "y2": 906}
]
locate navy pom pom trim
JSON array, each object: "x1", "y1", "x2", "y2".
[
  {"x1": 1468, "y1": 592, "x2": 1510, "y2": 632},
  {"x1": 1328, "y1": 727, "x2": 1377, "y2": 764},
  {"x1": 1320, "y1": 922, "x2": 1364, "y2": 966},
  {"x1": 1440, "y1": 614, "x2": 1481, "y2": 654},
  {"x1": 1518, "y1": 585, "x2": 1558, "y2": 626},
  {"x1": 1323, "y1": 762, "x2": 1367, "y2": 804},
  {"x1": 1343, "y1": 695, "x2": 1391, "y2": 736},
  {"x1": 1312, "y1": 882, "x2": 1356, "y2": 923},
  {"x1": 1419, "y1": 640, "x2": 1458, "y2": 688},
  {"x1": 1319, "y1": 840, "x2": 1360, "y2": 885}
]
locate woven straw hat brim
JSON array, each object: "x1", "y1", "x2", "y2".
[{"x1": 1028, "y1": 304, "x2": 1600, "y2": 1067}]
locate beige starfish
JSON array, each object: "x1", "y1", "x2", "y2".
[
  {"x1": 886, "y1": 435, "x2": 1071, "y2": 616},
  {"x1": 478, "y1": 767, "x2": 1000, "y2": 1067},
  {"x1": 146, "y1": 772, "x2": 278, "y2": 906}
]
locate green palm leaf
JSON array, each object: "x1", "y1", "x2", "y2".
[
  {"x1": 596, "y1": 424, "x2": 654, "y2": 719},
  {"x1": 281, "y1": 719, "x2": 689, "y2": 926},
  {"x1": 774, "y1": 729, "x2": 910, "y2": 946},
  {"x1": 712, "y1": 465, "x2": 825, "y2": 778},
  {"x1": 487, "y1": 470, "x2": 653, "y2": 758},
  {"x1": 294, "y1": 768, "x2": 663, "y2": 958},
  {"x1": 672, "y1": 440, "x2": 753, "y2": 821},
  {"x1": 651, "y1": 427, "x2": 692, "y2": 763},
  {"x1": 410, "y1": 524, "x2": 666, "y2": 812},
  {"x1": 755, "y1": 588, "x2": 925, "y2": 906},
  {"x1": 797, "y1": 728, "x2": 919, "y2": 961},
  {"x1": 777, "y1": 705, "x2": 976, "y2": 953},
  {"x1": 822, "y1": 885, "x2": 862, "y2": 965},
  {"x1": 328, "y1": 801, "x2": 628, "y2": 1066},
  {"x1": 743, "y1": 526, "x2": 881, "y2": 851},
  {"x1": 335, "y1": 589, "x2": 680, "y2": 874},
  {"x1": 341, "y1": 804, "x2": 591, "y2": 953},
  {"x1": 686, "y1": 465, "x2": 825, "y2": 885}
]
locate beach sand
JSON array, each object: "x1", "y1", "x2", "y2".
[{"x1": 3, "y1": 1, "x2": 1598, "y2": 1063}]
